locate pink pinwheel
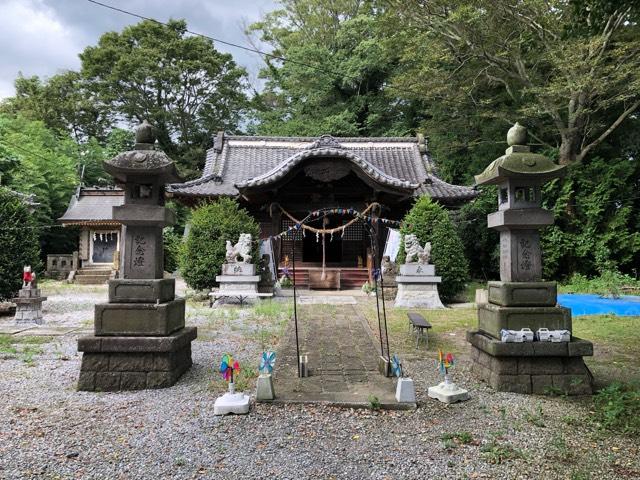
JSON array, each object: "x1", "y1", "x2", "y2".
[{"x1": 219, "y1": 354, "x2": 241, "y2": 383}]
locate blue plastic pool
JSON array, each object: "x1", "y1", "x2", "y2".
[{"x1": 557, "y1": 293, "x2": 640, "y2": 316}]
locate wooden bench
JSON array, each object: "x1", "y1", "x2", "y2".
[
  {"x1": 209, "y1": 291, "x2": 273, "y2": 307},
  {"x1": 407, "y1": 312, "x2": 432, "y2": 349}
]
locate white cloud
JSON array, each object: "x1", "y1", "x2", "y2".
[
  {"x1": 0, "y1": 0, "x2": 85, "y2": 97},
  {"x1": 0, "y1": 0, "x2": 278, "y2": 100}
]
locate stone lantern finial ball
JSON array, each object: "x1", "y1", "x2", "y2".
[
  {"x1": 136, "y1": 120, "x2": 155, "y2": 144},
  {"x1": 507, "y1": 122, "x2": 527, "y2": 146}
]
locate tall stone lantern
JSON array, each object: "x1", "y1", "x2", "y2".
[
  {"x1": 77, "y1": 121, "x2": 197, "y2": 391},
  {"x1": 467, "y1": 123, "x2": 593, "y2": 395}
]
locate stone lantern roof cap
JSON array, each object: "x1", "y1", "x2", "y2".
[
  {"x1": 104, "y1": 121, "x2": 182, "y2": 184},
  {"x1": 475, "y1": 123, "x2": 565, "y2": 186}
]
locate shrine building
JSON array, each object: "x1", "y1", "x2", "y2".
[{"x1": 168, "y1": 133, "x2": 476, "y2": 288}]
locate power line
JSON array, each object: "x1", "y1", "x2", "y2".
[{"x1": 84, "y1": 0, "x2": 363, "y2": 87}]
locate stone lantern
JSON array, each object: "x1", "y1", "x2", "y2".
[
  {"x1": 77, "y1": 121, "x2": 197, "y2": 391},
  {"x1": 467, "y1": 123, "x2": 593, "y2": 395}
]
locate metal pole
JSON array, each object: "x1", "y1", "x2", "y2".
[
  {"x1": 291, "y1": 225, "x2": 301, "y2": 378},
  {"x1": 366, "y1": 221, "x2": 385, "y2": 358}
]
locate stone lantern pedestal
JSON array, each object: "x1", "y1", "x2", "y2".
[
  {"x1": 77, "y1": 121, "x2": 196, "y2": 391},
  {"x1": 467, "y1": 124, "x2": 592, "y2": 395},
  {"x1": 13, "y1": 285, "x2": 46, "y2": 325}
]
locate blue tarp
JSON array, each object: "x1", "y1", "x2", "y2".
[{"x1": 557, "y1": 294, "x2": 640, "y2": 316}]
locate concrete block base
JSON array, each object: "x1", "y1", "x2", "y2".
[
  {"x1": 428, "y1": 381, "x2": 470, "y2": 404},
  {"x1": 395, "y1": 377, "x2": 416, "y2": 403},
  {"x1": 94, "y1": 298, "x2": 185, "y2": 336},
  {"x1": 77, "y1": 327, "x2": 196, "y2": 391},
  {"x1": 488, "y1": 281, "x2": 557, "y2": 307},
  {"x1": 256, "y1": 374, "x2": 275, "y2": 401},
  {"x1": 214, "y1": 391, "x2": 250, "y2": 415},
  {"x1": 394, "y1": 283, "x2": 445, "y2": 309},
  {"x1": 468, "y1": 331, "x2": 592, "y2": 395},
  {"x1": 477, "y1": 302, "x2": 571, "y2": 339}
]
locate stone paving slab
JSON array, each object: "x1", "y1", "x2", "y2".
[
  {"x1": 14, "y1": 326, "x2": 81, "y2": 336},
  {"x1": 267, "y1": 304, "x2": 412, "y2": 409},
  {"x1": 0, "y1": 325, "x2": 36, "y2": 335},
  {"x1": 297, "y1": 296, "x2": 358, "y2": 305}
]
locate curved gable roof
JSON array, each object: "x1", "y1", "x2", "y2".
[
  {"x1": 235, "y1": 143, "x2": 418, "y2": 192},
  {"x1": 169, "y1": 134, "x2": 476, "y2": 204}
]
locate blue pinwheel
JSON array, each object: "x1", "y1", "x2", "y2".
[
  {"x1": 259, "y1": 351, "x2": 276, "y2": 374},
  {"x1": 391, "y1": 354, "x2": 403, "y2": 378}
]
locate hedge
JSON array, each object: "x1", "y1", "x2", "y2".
[{"x1": 179, "y1": 198, "x2": 260, "y2": 291}]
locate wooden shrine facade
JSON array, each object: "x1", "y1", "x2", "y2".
[{"x1": 169, "y1": 134, "x2": 476, "y2": 280}]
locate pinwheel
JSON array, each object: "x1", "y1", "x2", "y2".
[
  {"x1": 219, "y1": 354, "x2": 240, "y2": 383},
  {"x1": 391, "y1": 354, "x2": 403, "y2": 378},
  {"x1": 437, "y1": 350, "x2": 455, "y2": 376},
  {"x1": 259, "y1": 351, "x2": 276, "y2": 374}
]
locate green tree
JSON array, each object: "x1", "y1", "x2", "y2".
[
  {"x1": 399, "y1": 196, "x2": 469, "y2": 301},
  {"x1": 0, "y1": 115, "x2": 79, "y2": 255},
  {"x1": 0, "y1": 72, "x2": 110, "y2": 142},
  {"x1": 541, "y1": 154, "x2": 640, "y2": 278},
  {"x1": 0, "y1": 188, "x2": 42, "y2": 300},
  {"x1": 391, "y1": 0, "x2": 640, "y2": 166},
  {"x1": 180, "y1": 198, "x2": 260, "y2": 291},
  {"x1": 454, "y1": 187, "x2": 500, "y2": 280},
  {"x1": 249, "y1": 0, "x2": 425, "y2": 137},
  {"x1": 80, "y1": 19, "x2": 249, "y2": 176}
]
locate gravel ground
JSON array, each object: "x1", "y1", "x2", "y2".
[{"x1": 0, "y1": 284, "x2": 638, "y2": 480}]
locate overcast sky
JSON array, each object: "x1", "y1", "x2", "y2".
[{"x1": 0, "y1": 0, "x2": 279, "y2": 99}]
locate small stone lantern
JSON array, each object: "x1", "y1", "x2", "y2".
[
  {"x1": 467, "y1": 123, "x2": 593, "y2": 395},
  {"x1": 77, "y1": 121, "x2": 197, "y2": 391}
]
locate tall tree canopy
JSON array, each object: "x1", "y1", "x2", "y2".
[
  {"x1": 249, "y1": 0, "x2": 425, "y2": 137},
  {"x1": 80, "y1": 19, "x2": 249, "y2": 176},
  {"x1": 391, "y1": 0, "x2": 640, "y2": 166}
]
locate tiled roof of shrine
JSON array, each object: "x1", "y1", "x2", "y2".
[
  {"x1": 168, "y1": 133, "x2": 476, "y2": 204},
  {"x1": 58, "y1": 187, "x2": 124, "y2": 225}
]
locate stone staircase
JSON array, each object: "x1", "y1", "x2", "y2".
[
  {"x1": 278, "y1": 267, "x2": 370, "y2": 289},
  {"x1": 74, "y1": 265, "x2": 114, "y2": 284}
]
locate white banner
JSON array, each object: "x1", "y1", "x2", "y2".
[{"x1": 383, "y1": 228, "x2": 401, "y2": 262}]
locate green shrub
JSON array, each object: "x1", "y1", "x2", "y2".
[
  {"x1": 560, "y1": 270, "x2": 640, "y2": 297},
  {"x1": 0, "y1": 188, "x2": 41, "y2": 300},
  {"x1": 163, "y1": 228, "x2": 182, "y2": 274},
  {"x1": 179, "y1": 198, "x2": 259, "y2": 291},
  {"x1": 399, "y1": 196, "x2": 469, "y2": 301},
  {"x1": 453, "y1": 186, "x2": 499, "y2": 280},
  {"x1": 593, "y1": 382, "x2": 640, "y2": 436}
]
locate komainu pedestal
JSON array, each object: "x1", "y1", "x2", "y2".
[
  {"x1": 468, "y1": 123, "x2": 593, "y2": 395},
  {"x1": 77, "y1": 121, "x2": 196, "y2": 391},
  {"x1": 394, "y1": 235, "x2": 445, "y2": 309},
  {"x1": 13, "y1": 287, "x2": 46, "y2": 325}
]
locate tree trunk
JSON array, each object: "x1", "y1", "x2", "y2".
[{"x1": 558, "y1": 132, "x2": 580, "y2": 166}]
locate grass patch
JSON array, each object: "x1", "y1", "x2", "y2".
[
  {"x1": 572, "y1": 315, "x2": 640, "y2": 351},
  {"x1": 441, "y1": 431, "x2": 474, "y2": 449},
  {"x1": 362, "y1": 304, "x2": 475, "y2": 354},
  {"x1": 592, "y1": 382, "x2": 640, "y2": 436},
  {"x1": 0, "y1": 334, "x2": 49, "y2": 364},
  {"x1": 524, "y1": 404, "x2": 545, "y2": 427},
  {"x1": 480, "y1": 440, "x2": 524, "y2": 464}
]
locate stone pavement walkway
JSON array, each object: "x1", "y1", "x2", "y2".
[{"x1": 269, "y1": 304, "x2": 407, "y2": 408}]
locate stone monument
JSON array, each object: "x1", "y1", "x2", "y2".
[
  {"x1": 467, "y1": 123, "x2": 593, "y2": 395},
  {"x1": 212, "y1": 234, "x2": 265, "y2": 304},
  {"x1": 13, "y1": 266, "x2": 46, "y2": 324},
  {"x1": 77, "y1": 121, "x2": 197, "y2": 391},
  {"x1": 394, "y1": 235, "x2": 445, "y2": 308}
]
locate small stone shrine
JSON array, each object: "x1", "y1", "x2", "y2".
[
  {"x1": 467, "y1": 123, "x2": 592, "y2": 395},
  {"x1": 212, "y1": 234, "x2": 270, "y2": 304},
  {"x1": 13, "y1": 266, "x2": 46, "y2": 324},
  {"x1": 77, "y1": 121, "x2": 196, "y2": 391},
  {"x1": 394, "y1": 235, "x2": 444, "y2": 308}
]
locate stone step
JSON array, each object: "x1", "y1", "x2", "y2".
[
  {"x1": 75, "y1": 275, "x2": 110, "y2": 284},
  {"x1": 77, "y1": 269, "x2": 112, "y2": 275}
]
